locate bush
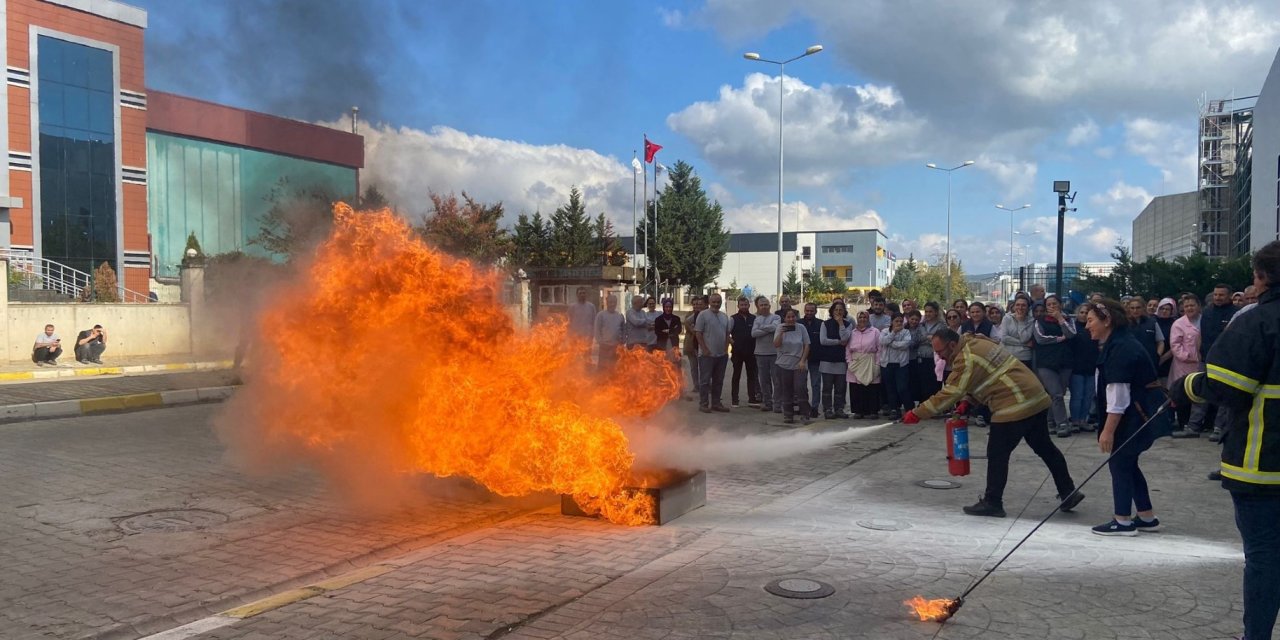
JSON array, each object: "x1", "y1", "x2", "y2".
[{"x1": 90, "y1": 262, "x2": 119, "y2": 303}]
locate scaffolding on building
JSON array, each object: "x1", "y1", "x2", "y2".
[{"x1": 1198, "y1": 93, "x2": 1256, "y2": 259}]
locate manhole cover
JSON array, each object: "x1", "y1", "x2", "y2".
[
  {"x1": 764, "y1": 578, "x2": 835, "y2": 599},
  {"x1": 915, "y1": 479, "x2": 961, "y2": 490},
  {"x1": 117, "y1": 509, "x2": 228, "y2": 534},
  {"x1": 856, "y1": 519, "x2": 910, "y2": 531}
]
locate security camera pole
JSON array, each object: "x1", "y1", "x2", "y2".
[{"x1": 1052, "y1": 181, "x2": 1074, "y2": 297}]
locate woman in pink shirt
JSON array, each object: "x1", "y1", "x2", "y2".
[
  {"x1": 845, "y1": 311, "x2": 882, "y2": 419},
  {"x1": 1168, "y1": 296, "x2": 1202, "y2": 432}
]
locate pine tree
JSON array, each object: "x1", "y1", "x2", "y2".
[
  {"x1": 636, "y1": 160, "x2": 729, "y2": 289},
  {"x1": 782, "y1": 264, "x2": 802, "y2": 296},
  {"x1": 594, "y1": 213, "x2": 626, "y2": 266},
  {"x1": 511, "y1": 211, "x2": 552, "y2": 269},
  {"x1": 549, "y1": 187, "x2": 596, "y2": 267}
]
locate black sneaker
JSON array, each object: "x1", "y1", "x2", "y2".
[
  {"x1": 1056, "y1": 426, "x2": 1072, "y2": 438},
  {"x1": 1171, "y1": 428, "x2": 1202, "y2": 439},
  {"x1": 809, "y1": 408, "x2": 820, "y2": 419},
  {"x1": 1208, "y1": 428, "x2": 1225, "y2": 443},
  {"x1": 698, "y1": 406, "x2": 712, "y2": 414},
  {"x1": 783, "y1": 416, "x2": 795, "y2": 424},
  {"x1": 1208, "y1": 470, "x2": 1223, "y2": 481},
  {"x1": 824, "y1": 411, "x2": 835, "y2": 419},
  {"x1": 712, "y1": 406, "x2": 730, "y2": 413},
  {"x1": 963, "y1": 497, "x2": 1006, "y2": 518},
  {"x1": 91, "y1": 359, "x2": 104, "y2": 365},
  {"x1": 1133, "y1": 517, "x2": 1161, "y2": 532},
  {"x1": 1091, "y1": 519, "x2": 1138, "y2": 536},
  {"x1": 833, "y1": 412, "x2": 850, "y2": 419},
  {"x1": 1058, "y1": 491, "x2": 1085, "y2": 512},
  {"x1": 851, "y1": 413, "x2": 864, "y2": 419}
]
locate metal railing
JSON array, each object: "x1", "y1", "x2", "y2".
[{"x1": 2, "y1": 249, "x2": 152, "y2": 303}]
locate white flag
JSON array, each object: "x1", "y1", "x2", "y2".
[
  {"x1": 655, "y1": 162, "x2": 666, "y2": 173},
  {"x1": 632, "y1": 157, "x2": 643, "y2": 174}
]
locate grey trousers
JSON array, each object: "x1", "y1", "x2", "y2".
[
  {"x1": 756, "y1": 354, "x2": 777, "y2": 409},
  {"x1": 1037, "y1": 367, "x2": 1072, "y2": 427},
  {"x1": 698, "y1": 355, "x2": 729, "y2": 408}
]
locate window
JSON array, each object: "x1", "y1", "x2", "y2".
[
  {"x1": 801, "y1": 246, "x2": 811, "y2": 259},
  {"x1": 823, "y1": 269, "x2": 836, "y2": 278},
  {"x1": 38, "y1": 36, "x2": 116, "y2": 275},
  {"x1": 821, "y1": 245, "x2": 853, "y2": 253}
]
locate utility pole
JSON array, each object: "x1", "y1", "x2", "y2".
[{"x1": 1052, "y1": 181, "x2": 1075, "y2": 297}]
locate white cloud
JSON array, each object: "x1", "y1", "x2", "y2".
[
  {"x1": 345, "y1": 121, "x2": 641, "y2": 230},
  {"x1": 1124, "y1": 118, "x2": 1198, "y2": 189},
  {"x1": 975, "y1": 153, "x2": 1037, "y2": 201},
  {"x1": 657, "y1": 7, "x2": 684, "y2": 28},
  {"x1": 1066, "y1": 119, "x2": 1100, "y2": 146},
  {"x1": 667, "y1": 73, "x2": 927, "y2": 192},
  {"x1": 1089, "y1": 180, "x2": 1154, "y2": 218},
  {"x1": 721, "y1": 200, "x2": 884, "y2": 233},
  {"x1": 1094, "y1": 146, "x2": 1116, "y2": 159}
]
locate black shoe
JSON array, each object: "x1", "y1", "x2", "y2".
[
  {"x1": 1208, "y1": 470, "x2": 1223, "y2": 481},
  {"x1": 77, "y1": 359, "x2": 89, "y2": 364},
  {"x1": 851, "y1": 413, "x2": 863, "y2": 419},
  {"x1": 712, "y1": 405, "x2": 730, "y2": 413},
  {"x1": 833, "y1": 412, "x2": 850, "y2": 419},
  {"x1": 91, "y1": 359, "x2": 104, "y2": 365},
  {"x1": 783, "y1": 416, "x2": 795, "y2": 424},
  {"x1": 699, "y1": 406, "x2": 712, "y2": 414},
  {"x1": 1056, "y1": 426, "x2": 1072, "y2": 438},
  {"x1": 1058, "y1": 491, "x2": 1085, "y2": 512},
  {"x1": 1091, "y1": 519, "x2": 1137, "y2": 536},
  {"x1": 1171, "y1": 428, "x2": 1202, "y2": 439},
  {"x1": 809, "y1": 408, "x2": 819, "y2": 419},
  {"x1": 761, "y1": 405, "x2": 772, "y2": 412},
  {"x1": 1208, "y1": 428, "x2": 1224, "y2": 443},
  {"x1": 1133, "y1": 517, "x2": 1161, "y2": 532},
  {"x1": 963, "y1": 497, "x2": 1006, "y2": 518},
  {"x1": 824, "y1": 411, "x2": 834, "y2": 419}
]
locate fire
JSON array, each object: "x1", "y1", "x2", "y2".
[
  {"x1": 904, "y1": 596, "x2": 958, "y2": 622},
  {"x1": 218, "y1": 203, "x2": 680, "y2": 524}
]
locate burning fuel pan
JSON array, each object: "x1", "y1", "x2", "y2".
[{"x1": 561, "y1": 470, "x2": 707, "y2": 525}]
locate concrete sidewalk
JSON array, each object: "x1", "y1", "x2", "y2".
[
  {"x1": 0, "y1": 369, "x2": 239, "y2": 423},
  {"x1": 0, "y1": 354, "x2": 233, "y2": 382}
]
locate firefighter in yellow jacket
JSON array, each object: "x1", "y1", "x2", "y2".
[
  {"x1": 1173, "y1": 240, "x2": 1280, "y2": 640},
  {"x1": 903, "y1": 328, "x2": 1083, "y2": 517}
]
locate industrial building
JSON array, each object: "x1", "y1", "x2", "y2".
[
  {"x1": 2, "y1": 0, "x2": 362, "y2": 300},
  {"x1": 1197, "y1": 95, "x2": 1254, "y2": 259},
  {"x1": 1132, "y1": 191, "x2": 1200, "y2": 261},
  {"x1": 1252, "y1": 47, "x2": 1280, "y2": 250},
  {"x1": 621, "y1": 228, "x2": 894, "y2": 300}
]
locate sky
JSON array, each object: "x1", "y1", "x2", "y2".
[{"x1": 131, "y1": 0, "x2": 1280, "y2": 276}]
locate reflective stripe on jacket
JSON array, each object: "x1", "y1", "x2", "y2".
[
  {"x1": 1186, "y1": 288, "x2": 1280, "y2": 493},
  {"x1": 914, "y1": 334, "x2": 1051, "y2": 423}
]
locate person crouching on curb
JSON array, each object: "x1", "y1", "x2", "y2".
[
  {"x1": 902, "y1": 328, "x2": 1084, "y2": 518},
  {"x1": 76, "y1": 324, "x2": 107, "y2": 364},
  {"x1": 33, "y1": 324, "x2": 62, "y2": 366}
]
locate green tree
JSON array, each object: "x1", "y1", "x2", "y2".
[
  {"x1": 803, "y1": 269, "x2": 830, "y2": 295},
  {"x1": 90, "y1": 262, "x2": 119, "y2": 303},
  {"x1": 782, "y1": 264, "x2": 802, "y2": 297},
  {"x1": 510, "y1": 211, "x2": 552, "y2": 270},
  {"x1": 250, "y1": 178, "x2": 345, "y2": 260},
  {"x1": 636, "y1": 160, "x2": 729, "y2": 289},
  {"x1": 549, "y1": 187, "x2": 596, "y2": 267},
  {"x1": 890, "y1": 255, "x2": 918, "y2": 292},
  {"x1": 358, "y1": 185, "x2": 392, "y2": 210},
  {"x1": 724, "y1": 279, "x2": 744, "y2": 301},
  {"x1": 418, "y1": 191, "x2": 512, "y2": 265},
  {"x1": 827, "y1": 277, "x2": 849, "y2": 297},
  {"x1": 594, "y1": 213, "x2": 627, "y2": 266}
]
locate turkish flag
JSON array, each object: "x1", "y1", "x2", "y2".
[{"x1": 644, "y1": 137, "x2": 663, "y2": 163}]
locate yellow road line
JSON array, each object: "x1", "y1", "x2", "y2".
[
  {"x1": 221, "y1": 587, "x2": 323, "y2": 619},
  {"x1": 79, "y1": 392, "x2": 164, "y2": 414},
  {"x1": 0, "y1": 372, "x2": 35, "y2": 381}
]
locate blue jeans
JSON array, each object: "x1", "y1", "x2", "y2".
[
  {"x1": 1233, "y1": 491, "x2": 1280, "y2": 640},
  {"x1": 1069, "y1": 372, "x2": 1095, "y2": 423},
  {"x1": 808, "y1": 364, "x2": 823, "y2": 410},
  {"x1": 1107, "y1": 445, "x2": 1153, "y2": 516}
]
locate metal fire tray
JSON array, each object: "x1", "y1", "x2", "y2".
[{"x1": 561, "y1": 469, "x2": 706, "y2": 525}]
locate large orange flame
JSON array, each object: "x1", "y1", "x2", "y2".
[
  {"x1": 904, "y1": 596, "x2": 957, "y2": 622},
  {"x1": 219, "y1": 204, "x2": 680, "y2": 524}
]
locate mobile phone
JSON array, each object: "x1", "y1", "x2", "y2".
[{"x1": 783, "y1": 325, "x2": 796, "y2": 332}]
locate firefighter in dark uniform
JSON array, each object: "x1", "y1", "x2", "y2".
[{"x1": 1174, "y1": 239, "x2": 1280, "y2": 640}]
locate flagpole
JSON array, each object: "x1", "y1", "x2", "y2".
[
  {"x1": 653, "y1": 162, "x2": 661, "y2": 298},
  {"x1": 631, "y1": 150, "x2": 638, "y2": 288},
  {"x1": 642, "y1": 136, "x2": 649, "y2": 294}
]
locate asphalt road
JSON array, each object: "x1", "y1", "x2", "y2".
[{"x1": 0, "y1": 402, "x2": 1254, "y2": 640}]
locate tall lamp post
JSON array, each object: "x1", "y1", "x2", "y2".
[
  {"x1": 744, "y1": 44, "x2": 823, "y2": 302},
  {"x1": 996, "y1": 203, "x2": 1031, "y2": 301},
  {"x1": 926, "y1": 160, "x2": 975, "y2": 302}
]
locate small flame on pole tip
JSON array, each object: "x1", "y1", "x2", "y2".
[{"x1": 904, "y1": 596, "x2": 960, "y2": 622}]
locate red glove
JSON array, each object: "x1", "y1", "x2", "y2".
[
  {"x1": 955, "y1": 400, "x2": 971, "y2": 416},
  {"x1": 901, "y1": 411, "x2": 920, "y2": 424}
]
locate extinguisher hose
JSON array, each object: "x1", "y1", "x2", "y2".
[{"x1": 955, "y1": 400, "x2": 1171, "y2": 602}]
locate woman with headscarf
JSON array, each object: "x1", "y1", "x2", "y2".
[
  {"x1": 879, "y1": 313, "x2": 913, "y2": 419},
  {"x1": 1153, "y1": 297, "x2": 1177, "y2": 383},
  {"x1": 818, "y1": 301, "x2": 853, "y2": 419},
  {"x1": 1068, "y1": 304, "x2": 1099, "y2": 432},
  {"x1": 915, "y1": 303, "x2": 945, "y2": 402},
  {"x1": 1085, "y1": 298, "x2": 1169, "y2": 536},
  {"x1": 986, "y1": 305, "x2": 1005, "y2": 341},
  {"x1": 845, "y1": 310, "x2": 881, "y2": 419},
  {"x1": 1035, "y1": 294, "x2": 1077, "y2": 437}
]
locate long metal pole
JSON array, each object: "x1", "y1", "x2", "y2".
[
  {"x1": 632, "y1": 151, "x2": 637, "y2": 287},
  {"x1": 642, "y1": 142, "x2": 648, "y2": 293},
  {"x1": 945, "y1": 171, "x2": 952, "y2": 303},
  {"x1": 1009, "y1": 210, "x2": 1014, "y2": 301},
  {"x1": 776, "y1": 64, "x2": 786, "y2": 304},
  {"x1": 654, "y1": 170, "x2": 660, "y2": 296}
]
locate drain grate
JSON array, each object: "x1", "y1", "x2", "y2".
[
  {"x1": 117, "y1": 509, "x2": 228, "y2": 534},
  {"x1": 856, "y1": 519, "x2": 910, "y2": 531},
  {"x1": 764, "y1": 578, "x2": 835, "y2": 599},
  {"x1": 915, "y1": 479, "x2": 961, "y2": 490}
]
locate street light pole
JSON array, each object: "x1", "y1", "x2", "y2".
[
  {"x1": 926, "y1": 160, "x2": 975, "y2": 302},
  {"x1": 744, "y1": 44, "x2": 823, "y2": 302},
  {"x1": 996, "y1": 204, "x2": 1030, "y2": 301}
]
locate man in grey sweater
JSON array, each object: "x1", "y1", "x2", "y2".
[
  {"x1": 625, "y1": 295, "x2": 653, "y2": 349},
  {"x1": 594, "y1": 294, "x2": 625, "y2": 372},
  {"x1": 751, "y1": 296, "x2": 782, "y2": 412}
]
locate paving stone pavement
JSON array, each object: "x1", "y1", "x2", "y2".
[
  {"x1": 1, "y1": 399, "x2": 1255, "y2": 639},
  {"x1": 0, "y1": 370, "x2": 240, "y2": 405}
]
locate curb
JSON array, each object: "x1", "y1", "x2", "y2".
[
  {"x1": 0, "y1": 360, "x2": 234, "y2": 383},
  {"x1": 0, "y1": 385, "x2": 238, "y2": 424}
]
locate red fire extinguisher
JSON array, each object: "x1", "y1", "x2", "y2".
[{"x1": 945, "y1": 415, "x2": 971, "y2": 477}]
